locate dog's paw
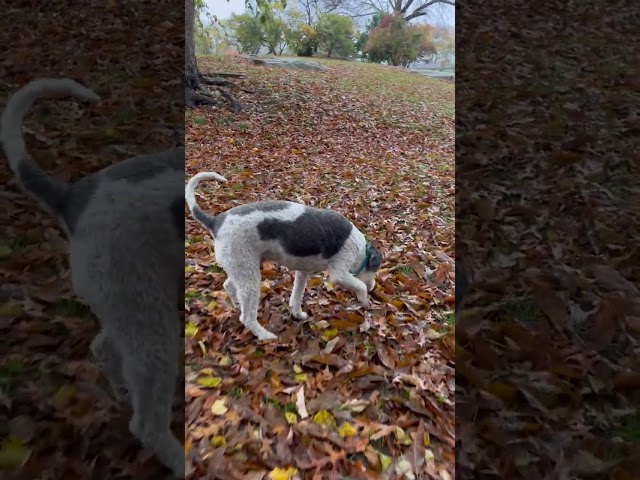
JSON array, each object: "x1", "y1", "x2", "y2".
[
  {"x1": 356, "y1": 292, "x2": 370, "y2": 308},
  {"x1": 292, "y1": 310, "x2": 309, "y2": 320},
  {"x1": 257, "y1": 330, "x2": 278, "y2": 341}
]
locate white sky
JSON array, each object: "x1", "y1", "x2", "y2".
[{"x1": 204, "y1": 0, "x2": 454, "y2": 26}]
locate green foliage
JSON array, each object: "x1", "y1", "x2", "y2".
[
  {"x1": 228, "y1": 13, "x2": 265, "y2": 54},
  {"x1": 286, "y1": 23, "x2": 319, "y2": 57},
  {"x1": 355, "y1": 12, "x2": 385, "y2": 62},
  {"x1": 365, "y1": 14, "x2": 436, "y2": 66},
  {"x1": 316, "y1": 14, "x2": 355, "y2": 58}
]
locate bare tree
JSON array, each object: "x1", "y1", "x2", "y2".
[{"x1": 332, "y1": 0, "x2": 454, "y2": 22}]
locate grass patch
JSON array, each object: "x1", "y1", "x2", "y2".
[
  {"x1": 185, "y1": 290, "x2": 199, "y2": 302},
  {"x1": 229, "y1": 386, "x2": 243, "y2": 399},
  {"x1": 207, "y1": 264, "x2": 224, "y2": 273},
  {"x1": 0, "y1": 359, "x2": 35, "y2": 394},
  {"x1": 618, "y1": 411, "x2": 640, "y2": 441},
  {"x1": 192, "y1": 115, "x2": 207, "y2": 126},
  {"x1": 395, "y1": 264, "x2": 413, "y2": 275},
  {"x1": 49, "y1": 298, "x2": 93, "y2": 319},
  {"x1": 499, "y1": 298, "x2": 545, "y2": 324}
]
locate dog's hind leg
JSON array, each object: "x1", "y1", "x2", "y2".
[
  {"x1": 328, "y1": 269, "x2": 370, "y2": 308},
  {"x1": 90, "y1": 330, "x2": 128, "y2": 403},
  {"x1": 119, "y1": 312, "x2": 184, "y2": 478},
  {"x1": 223, "y1": 278, "x2": 239, "y2": 309},
  {"x1": 227, "y1": 265, "x2": 277, "y2": 341},
  {"x1": 289, "y1": 271, "x2": 310, "y2": 320}
]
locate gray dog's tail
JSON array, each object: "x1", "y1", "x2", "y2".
[
  {"x1": 0, "y1": 78, "x2": 101, "y2": 221},
  {"x1": 185, "y1": 171, "x2": 228, "y2": 233}
]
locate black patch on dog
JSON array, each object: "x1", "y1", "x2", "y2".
[
  {"x1": 228, "y1": 201, "x2": 291, "y2": 216},
  {"x1": 210, "y1": 212, "x2": 227, "y2": 236},
  {"x1": 257, "y1": 208, "x2": 352, "y2": 258},
  {"x1": 366, "y1": 245, "x2": 383, "y2": 272},
  {"x1": 169, "y1": 195, "x2": 185, "y2": 241},
  {"x1": 64, "y1": 176, "x2": 100, "y2": 234},
  {"x1": 103, "y1": 149, "x2": 184, "y2": 184}
]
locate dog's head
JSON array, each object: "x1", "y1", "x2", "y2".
[{"x1": 355, "y1": 243, "x2": 383, "y2": 292}]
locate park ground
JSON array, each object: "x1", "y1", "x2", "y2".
[{"x1": 184, "y1": 55, "x2": 455, "y2": 479}]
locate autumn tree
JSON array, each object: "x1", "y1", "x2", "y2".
[
  {"x1": 316, "y1": 13, "x2": 355, "y2": 57},
  {"x1": 365, "y1": 14, "x2": 436, "y2": 66},
  {"x1": 354, "y1": 11, "x2": 385, "y2": 62}
]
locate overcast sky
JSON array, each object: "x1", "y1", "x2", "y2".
[{"x1": 204, "y1": 0, "x2": 454, "y2": 26}]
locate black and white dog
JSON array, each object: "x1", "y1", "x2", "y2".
[
  {"x1": 185, "y1": 172, "x2": 383, "y2": 340},
  {"x1": 1, "y1": 79, "x2": 184, "y2": 477}
]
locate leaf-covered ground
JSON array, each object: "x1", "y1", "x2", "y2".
[
  {"x1": 185, "y1": 55, "x2": 455, "y2": 479},
  {"x1": 1, "y1": 2, "x2": 183, "y2": 479},
  {"x1": 456, "y1": 1, "x2": 640, "y2": 478}
]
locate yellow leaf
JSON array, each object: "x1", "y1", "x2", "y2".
[
  {"x1": 338, "y1": 422, "x2": 356, "y2": 437},
  {"x1": 379, "y1": 452, "x2": 392, "y2": 471},
  {"x1": 312, "y1": 410, "x2": 336, "y2": 429},
  {"x1": 292, "y1": 364, "x2": 303, "y2": 373},
  {"x1": 229, "y1": 138, "x2": 235, "y2": 143},
  {"x1": 185, "y1": 322, "x2": 198, "y2": 337},
  {"x1": 0, "y1": 301, "x2": 24, "y2": 317},
  {"x1": 423, "y1": 432, "x2": 430, "y2": 447},
  {"x1": 324, "y1": 281, "x2": 335, "y2": 290},
  {"x1": 269, "y1": 466, "x2": 298, "y2": 480},
  {"x1": 390, "y1": 299, "x2": 404, "y2": 309},
  {"x1": 284, "y1": 411, "x2": 298, "y2": 425},
  {"x1": 197, "y1": 375, "x2": 222, "y2": 388},
  {"x1": 395, "y1": 456, "x2": 414, "y2": 477},
  {"x1": 185, "y1": 265, "x2": 196, "y2": 273},
  {"x1": 321, "y1": 329, "x2": 339, "y2": 341},
  {"x1": 425, "y1": 448, "x2": 434, "y2": 462},
  {"x1": 185, "y1": 437, "x2": 191, "y2": 454},
  {"x1": 294, "y1": 373, "x2": 307, "y2": 383},
  {"x1": 207, "y1": 300, "x2": 218, "y2": 311},
  {"x1": 0, "y1": 435, "x2": 31, "y2": 469},
  {"x1": 219, "y1": 355, "x2": 232, "y2": 366},
  {"x1": 210, "y1": 435, "x2": 226, "y2": 448},
  {"x1": 395, "y1": 427, "x2": 413, "y2": 446},
  {"x1": 52, "y1": 384, "x2": 76, "y2": 405},
  {"x1": 211, "y1": 398, "x2": 228, "y2": 415}
]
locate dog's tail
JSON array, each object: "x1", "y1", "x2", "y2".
[
  {"x1": 1, "y1": 78, "x2": 101, "y2": 219},
  {"x1": 185, "y1": 171, "x2": 228, "y2": 232}
]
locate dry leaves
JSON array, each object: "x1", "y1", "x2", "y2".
[
  {"x1": 456, "y1": 0, "x2": 640, "y2": 478},
  {"x1": 185, "y1": 55, "x2": 455, "y2": 478}
]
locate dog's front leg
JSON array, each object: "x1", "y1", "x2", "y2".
[
  {"x1": 289, "y1": 271, "x2": 311, "y2": 319},
  {"x1": 329, "y1": 270, "x2": 370, "y2": 308}
]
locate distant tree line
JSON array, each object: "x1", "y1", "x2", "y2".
[{"x1": 195, "y1": 0, "x2": 454, "y2": 67}]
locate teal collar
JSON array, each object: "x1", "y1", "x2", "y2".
[{"x1": 351, "y1": 243, "x2": 372, "y2": 276}]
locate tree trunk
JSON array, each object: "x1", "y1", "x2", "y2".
[
  {"x1": 184, "y1": 0, "x2": 244, "y2": 110},
  {"x1": 185, "y1": 0, "x2": 199, "y2": 90}
]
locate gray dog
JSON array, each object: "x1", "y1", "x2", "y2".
[
  {"x1": 1, "y1": 78, "x2": 184, "y2": 477},
  {"x1": 185, "y1": 172, "x2": 383, "y2": 340}
]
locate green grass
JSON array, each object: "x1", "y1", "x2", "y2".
[
  {"x1": 207, "y1": 264, "x2": 224, "y2": 273},
  {"x1": 395, "y1": 264, "x2": 413, "y2": 275},
  {"x1": 619, "y1": 411, "x2": 640, "y2": 441},
  {"x1": 50, "y1": 298, "x2": 93, "y2": 319},
  {"x1": 229, "y1": 386, "x2": 243, "y2": 399},
  {"x1": 192, "y1": 115, "x2": 206, "y2": 126},
  {"x1": 0, "y1": 359, "x2": 35, "y2": 394},
  {"x1": 185, "y1": 290, "x2": 199, "y2": 302},
  {"x1": 499, "y1": 298, "x2": 545, "y2": 324}
]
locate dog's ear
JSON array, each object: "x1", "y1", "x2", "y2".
[{"x1": 367, "y1": 245, "x2": 383, "y2": 272}]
